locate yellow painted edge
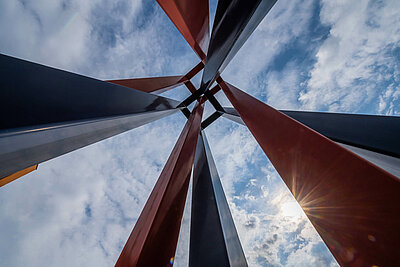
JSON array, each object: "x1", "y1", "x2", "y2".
[{"x1": 0, "y1": 165, "x2": 38, "y2": 188}]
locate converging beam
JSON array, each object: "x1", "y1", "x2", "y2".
[
  {"x1": 116, "y1": 100, "x2": 204, "y2": 267},
  {"x1": 190, "y1": 131, "x2": 247, "y2": 266},
  {"x1": 0, "y1": 54, "x2": 181, "y2": 180},
  {"x1": 107, "y1": 61, "x2": 204, "y2": 95},
  {"x1": 201, "y1": 0, "x2": 277, "y2": 90},
  {"x1": 221, "y1": 107, "x2": 400, "y2": 158},
  {"x1": 107, "y1": 76, "x2": 185, "y2": 94},
  {"x1": 157, "y1": 0, "x2": 209, "y2": 60},
  {"x1": 220, "y1": 81, "x2": 400, "y2": 267}
]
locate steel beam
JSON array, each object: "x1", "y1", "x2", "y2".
[
  {"x1": 220, "y1": 81, "x2": 400, "y2": 266},
  {"x1": 116, "y1": 101, "x2": 204, "y2": 267},
  {"x1": 107, "y1": 61, "x2": 204, "y2": 95},
  {"x1": 222, "y1": 107, "x2": 400, "y2": 178},
  {"x1": 221, "y1": 107, "x2": 400, "y2": 158},
  {"x1": 0, "y1": 54, "x2": 181, "y2": 180},
  {"x1": 190, "y1": 131, "x2": 247, "y2": 266},
  {"x1": 107, "y1": 76, "x2": 185, "y2": 94},
  {"x1": 201, "y1": 0, "x2": 277, "y2": 90},
  {"x1": 157, "y1": 0, "x2": 209, "y2": 60}
]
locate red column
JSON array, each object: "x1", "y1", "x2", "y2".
[
  {"x1": 157, "y1": 0, "x2": 209, "y2": 60},
  {"x1": 107, "y1": 76, "x2": 184, "y2": 94},
  {"x1": 116, "y1": 101, "x2": 204, "y2": 267},
  {"x1": 220, "y1": 81, "x2": 400, "y2": 266}
]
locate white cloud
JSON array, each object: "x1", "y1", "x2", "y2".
[{"x1": 300, "y1": 0, "x2": 400, "y2": 113}]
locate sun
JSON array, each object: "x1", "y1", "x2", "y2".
[{"x1": 281, "y1": 200, "x2": 303, "y2": 218}]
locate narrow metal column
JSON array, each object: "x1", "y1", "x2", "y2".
[
  {"x1": 220, "y1": 81, "x2": 400, "y2": 266},
  {"x1": 0, "y1": 54, "x2": 181, "y2": 180},
  {"x1": 116, "y1": 101, "x2": 204, "y2": 267},
  {"x1": 201, "y1": 0, "x2": 277, "y2": 90},
  {"x1": 190, "y1": 131, "x2": 247, "y2": 267}
]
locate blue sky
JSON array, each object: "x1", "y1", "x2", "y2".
[{"x1": 0, "y1": 0, "x2": 399, "y2": 266}]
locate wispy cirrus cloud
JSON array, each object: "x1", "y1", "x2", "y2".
[{"x1": 300, "y1": 0, "x2": 400, "y2": 114}]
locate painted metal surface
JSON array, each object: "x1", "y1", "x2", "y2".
[
  {"x1": 0, "y1": 110, "x2": 177, "y2": 180},
  {"x1": 201, "y1": 111, "x2": 222, "y2": 129},
  {"x1": 221, "y1": 107, "x2": 400, "y2": 158},
  {"x1": 107, "y1": 76, "x2": 184, "y2": 94},
  {"x1": 0, "y1": 54, "x2": 181, "y2": 180},
  {"x1": 116, "y1": 101, "x2": 204, "y2": 267},
  {"x1": 338, "y1": 142, "x2": 400, "y2": 179},
  {"x1": 201, "y1": 0, "x2": 277, "y2": 90},
  {"x1": 220, "y1": 81, "x2": 400, "y2": 266},
  {"x1": 190, "y1": 131, "x2": 247, "y2": 266},
  {"x1": 0, "y1": 165, "x2": 37, "y2": 188},
  {"x1": 157, "y1": 0, "x2": 209, "y2": 60},
  {"x1": 0, "y1": 54, "x2": 180, "y2": 130}
]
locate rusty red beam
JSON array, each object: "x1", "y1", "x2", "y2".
[
  {"x1": 107, "y1": 76, "x2": 184, "y2": 94},
  {"x1": 157, "y1": 0, "x2": 209, "y2": 60},
  {"x1": 115, "y1": 100, "x2": 204, "y2": 267},
  {"x1": 107, "y1": 62, "x2": 204, "y2": 95},
  {"x1": 220, "y1": 81, "x2": 400, "y2": 267}
]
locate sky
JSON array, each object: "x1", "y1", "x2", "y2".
[{"x1": 0, "y1": 0, "x2": 399, "y2": 266}]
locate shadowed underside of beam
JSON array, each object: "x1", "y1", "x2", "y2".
[{"x1": 190, "y1": 131, "x2": 247, "y2": 267}]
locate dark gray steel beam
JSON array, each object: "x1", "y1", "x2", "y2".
[
  {"x1": 0, "y1": 111, "x2": 177, "y2": 179},
  {"x1": 190, "y1": 131, "x2": 247, "y2": 267},
  {"x1": 201, "y1": 111, "x2": 223, "y2": 129},
  {"x1": 0, "y1": 54, "x2": 180, "y2": 130},
  {"x1": 222, "y1": 107, "x2": 400, "y2": 159},
  {"x1": 0, "y1": 54, "x2": 181, "y2": 179},
  {"x1": 201, "y1": 0, "x2": 278, "y2": 90},
  {"x1": 222, "y1": 105, "x2": 400, "y2": 180}
]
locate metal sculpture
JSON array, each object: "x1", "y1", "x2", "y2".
[{"x1": 1, "y1": 0, "x2": 399, "y2": 266}]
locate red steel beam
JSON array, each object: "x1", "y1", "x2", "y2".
[
  {"x1": 115, "y1": 100, "x2": 204, "y2": 267},
  {"x1": 107, "y1": 76, "x2": 184, "y2": 94},
  {"x1": 157, "y1": 0, "x2": 209, "y2": 60},
  {"x1": 220, "y1": 81, "x2": 400, "y2": 267},
  {"x1": 107, "y1": 62, "x2": 204, "y2": 95}
]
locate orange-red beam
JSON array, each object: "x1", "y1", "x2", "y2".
[
  {"x1": 0, "y1": 165, "x2": 38, "y2": 188},
  {"x1": 220, "y1": 81, "x2": 400, "y2": 266},
  {"x1": 115, "y1": 100, "x2": 204, "y2": 266},
  {"x1": 107, "y1": 76, "x2": 184, "y2": 94},
  {"x1": 157, "y1": 0, "x2": 209, "y2": 60}
]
